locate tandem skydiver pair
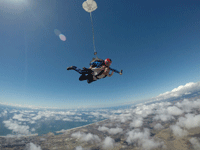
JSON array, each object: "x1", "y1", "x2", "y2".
[{"x1": 67, "y1": 58, "x2": 122, "y2": 84}]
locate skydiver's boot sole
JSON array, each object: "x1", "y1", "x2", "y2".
[{"x1": 67, "y1": 66, "x2": 76, "y2": 70}]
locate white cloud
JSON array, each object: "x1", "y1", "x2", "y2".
[
  {"x1": 110, "y1": 109, "x2": 125, "y2": 114},
  {"x1": 153, "y1": 114, "x2": 174, "y2": 122},
  {"x1": 102, "y1": 136, "x2": 115, "y2": 149},
  {"x1": 31, "y1": 128, "x2": 36, "y2": 132},
  {"x1": 131, "y1": 101, "x2": 175, "y2": 124},
  {"x1": 58, "y1": 111, "x2": 76, "y2": 116},
  {"x1": 29, "y1": 114, "x2": 36, "y2": 117},
  {"x1": 130, "y1": 117, "x2": 143, "y2": 128},
  {"x1": 71, "y1": 131, "x2": 101, "y2": 144},
  {"x1": 32, "y1": 114, "x2": 43, "y2": 121},
  {"x1": 154, "y1": 123, "x2": 164, "y2": 130},
  {"x1": 75, "y1": 146, "x2": 91, "y2": 150},
  {"x1": 9, "y1": 109, "x2": 18, "y2": 113},
  {"x1": 134, "y1": 105, "x2": 154, "y2": 118},
  {"x1": 73, "y1": 116, "x2": 88, "y2": 122},
  {"x1": 0, "y1": 102, "x2": 58, "y2": 109},
  {"x1": 11, "y1": 109, "x2": 91, "y2": 124},
  {"x1": 55, "y1": 116, "x2": 61, "y2": 120},
  {"x1": 3, "y1": 119, "x2": 30, "y2": 135},
  {"x1": 75, "y1": 146, "x2": 84, "y2": 150},
  {"x1": 176, "y1": 99, "x2": 200, "y2": 113},
  {"x1": 189, "y1": 138, "x2": 200, "y2": 150},
  {"x1": 111, "y1": 113, "x2": 132, "y2": 123},
  {"x1": 170, "y1": 125, "x2": 188, "y2": 137},
  {"x1": 71, "y1": 131, "x2": 82, "y2": 139},
  {"x1": 108, "y1": 127, "x2": 123, "y2": 134},
  {"x1": 1, "y1": 110, "x2": 8, "y2": 117},
  {"x1": 167, "y1": 106, "x2": 183, "y2": 116},
  {"x1": 87, "y1": 110, "x2": 111, "y2": 120},
  {"x1": 13, "y1": 113, "x2": 28, "y2": 122},
  {"x1": 176, "y1": 113, "x2": 200, "y2": 129},
  {"x1": 98, "y1": 126, "x2": 123, "y2": 135},
  {"x1": 26, "y1": 110, "x2": 92, "y2": 123},
  {"x1": 141, "y1": 138, "x2": 165, "y2": 150},
  {"x1": 90, "y1": 112, "x2": 100, "y2": 118},
  {"x1": 25, "y1": 142, "x2": 42, "y2": 150},
  {"x1": 98, "y1": 126, "x2": 109, "y2": 132},
  {"x1": 153, "y1": 82, "x2": 200, "y2": 101},
  {"x1": 126, "y1": 128, "x2": 164, "y2": 150},
  {"x1": 126, "y1": 128, "x2": 150, "y2": 144},
  {"x1": 84, "y1": 133, "x2": 101, "y2": 143},
  {"x1": 63, "y1": 118, "x2": 73, "y2": 121},
  {"x1": 74, "y1": 116, "x2": 81, "y2": 120},
  {"x1": 101, "y1": 113, "x2": 110, "y2": 118},
  {"x1": 29, "y1": 120, "x2": 36, "y2": 124}
]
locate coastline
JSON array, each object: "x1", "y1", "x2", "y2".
[
  {"x1": 56, "y1": 119, "x2": 108, "y2": 133},
  {"x1": 0, "y1": 119, "x2": 109, "y2": 138},
  {"x1": 0, "y1": 133, "x2": 38, "y2": 138}
]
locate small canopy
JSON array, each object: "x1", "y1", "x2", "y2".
[{"x1": 82, "y1": 0, "x2": 97, "y2": 13}]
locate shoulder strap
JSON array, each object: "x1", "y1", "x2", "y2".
[{"x1": 90, "y1": 59, "x2": 104, "y2": 68}]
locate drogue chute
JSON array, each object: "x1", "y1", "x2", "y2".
[{"x1": 82, "y1": 0, "x2": 97, "y2": 13}]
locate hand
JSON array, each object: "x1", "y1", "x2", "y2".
[
  {"x1": 102, "y1": 65, "x2": 106, "y2": 69},
  {"x1": 109, "y1": 71, "x2": 114, "y2": 77}
]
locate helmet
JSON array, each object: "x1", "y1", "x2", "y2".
[{"x1": 105, "y1": 58, "x2": 112, "y2": 65}]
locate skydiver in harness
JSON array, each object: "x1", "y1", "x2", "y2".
[
  {"x1": 67, "y1": 58, "x2": 115, "y2": 84},
  {"x1": 67, "y1": 1, "x2": 123, "y2": 83}
]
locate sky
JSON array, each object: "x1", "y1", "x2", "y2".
[{"x1": 0, "y1": 0, "x2": 200, "y2": 109}]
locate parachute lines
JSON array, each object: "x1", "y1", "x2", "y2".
[{"x1": 90, "y1": 12, "x2": 97, "y2": 57}]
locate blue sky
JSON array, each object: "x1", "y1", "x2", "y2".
[{"x1": 0, "y1": 0, "x2": 200, "y2": 109}]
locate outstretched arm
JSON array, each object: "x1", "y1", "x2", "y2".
[
  {"x1": 109, "y1": 68, "x2": 123, "y2": 75},
  {"x1": 103, "y1": 67, "x2": 114, "y2": 77},
  {"x1": 108, "y1": 71, "x2": 114, "y2": 77}
]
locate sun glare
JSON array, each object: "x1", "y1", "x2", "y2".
[
  {"x1": 0, "y1": 0, "x2": 29, "y2": 7},
  {"x1": 9, "y1": 0, "x2": 26, "y2": 3},
  {"x1": 0, "y1": 0, "x2": 29, "y2": 12}
]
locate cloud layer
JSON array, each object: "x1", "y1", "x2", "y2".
[
  {"x1": 71, "y1": 131, "x2": 101, "y2": 144},
  {"x1": 1, "y1": 81, "x2": 200, "y2": 149},
  {"x1": 126, "y1": 128, "x2": 164, "y2": 150},
  {"x1": 153, "y1": 82, "x2": 200, "y2": 101}
]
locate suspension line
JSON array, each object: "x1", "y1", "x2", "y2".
[{"x1": 90, "y1": 12, "x2": 97, "y2": 57}]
